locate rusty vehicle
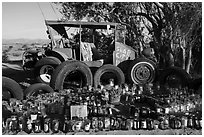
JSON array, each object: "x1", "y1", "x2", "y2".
[{"x1": 22, "y1": 20, "x2": 190, "y2": 90}]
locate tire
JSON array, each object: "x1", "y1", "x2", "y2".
[
  {"x1": 188, "y1": 77, "x2": 202, "y2": 91},
  {"x1": 24, "y1": 83, "x2": 55, "y2": 98},
  {"x1": 34, "y1": 57, "x2": 61, "y2": 84},
  {"x1": 117, "y1": 60, "x2": 133, "y2": 83},
  {"x1": 35, "y1": 64, "x2": 57, "y2": 84},
  {"x1": 50, "y1": 61, "x2": 93, "y2": 90},
  {"x1": 94, "y1": 64, "x2": 125, "y2": 88},
  {"x1": 128, "y1": 58, "x2": 157, "y2": 85},
  {"x1": 2, "y1": 76, "x2": 23, "y2": 100},
  {"x1": 159, "y1": 66, "x2": 191, "y2": 88}
]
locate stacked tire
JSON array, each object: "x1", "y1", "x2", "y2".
[
  {"x1": 93, "y1": 64, "x2": 125, "y2": 88},
  {"x1": 2, "y1": 76, "x2": 24, "y2": 100},
  {"x1": 159, "y1": 66, "x2": 191, "y2": 88},
  {"x1": 49, "y1": 61, "x2": 125, "y2": 90},
  {"x1": 24, "y1": 83, "x2": 54, "y2": 98},
  {"x1": 50, "y1": 61, "x2": 93, "y2": 90}
]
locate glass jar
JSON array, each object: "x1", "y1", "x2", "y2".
[
  {"x1": 33, "y1": 119, "x2": 41, "y2": 133},
  {"x1": 98, "y1": 117, "x2": 104, "y2": 131},
  {"x1": 104, "y1": 117, "x2": 110, "y2": 131},
  {"x1": 84, "y1": 119, "x2": 91, "y2": 132},
  {"x1": 140, "y1": 118, "x2": 147, "y2": 130},
  {"x1": 62, "y1": 116, "x2": 69, "y2": 133},
  {"x1": 147, "y1": 118, "x2": 154, "y2": 130},
  {"x1": 133, "y1": 118, "x2": 140, "y2": 130},
  {"x1": 51, "y1": 119, "x2": 60, "y2": 133}
]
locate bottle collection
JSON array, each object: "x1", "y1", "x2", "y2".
[{"x1": 2, "y1": 84, "x2": 202, "y2": 134}]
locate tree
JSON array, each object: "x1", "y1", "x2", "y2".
[
  {"x1": 56, "y1": 2, "x2": 202, "y2": 75},
  {"x1": 132, "y1": 2, "x2": 201, "y2": 73},
  {"x1": 161, "y1": 2, "x2": 202, "y2": 73}
]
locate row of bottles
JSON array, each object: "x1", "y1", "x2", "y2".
[
  {"x1": 2, "y1": 83, "x2": 201, "y2": 134},
  {"x1": 3, "y1": 111, "x2": 202, "y2": 134}
]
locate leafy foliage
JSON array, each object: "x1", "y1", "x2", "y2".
[{"x1": 55, "y1": 2, "x2": 201, "y2": 75}]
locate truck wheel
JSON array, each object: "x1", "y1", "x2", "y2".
[
  {"x1": 2, "y1": 77, "x2": 23, "y2": 100},
  {"x1": 159, "y1": 66, "x2": 191, "y2": 88},
  {"x1": 94, "y1": 64, "x2": 125, "y2": 88},
  {"x1": 128, "y1": 58, "x2": 156, "y2": 85},
  {"x1": 50, "y1": 61, "x2": 93, "y2": 90},
  {"x1": 34, "y1": 57, "x2": 61, "y2": 84},
  {"x1": 35, "y1": 64, "x2": 57, "y2": 84},
  {"x1": 24, "y1": 83, "x2": 54, "y2": 98}
]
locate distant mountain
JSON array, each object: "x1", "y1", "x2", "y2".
[{"x1": 2, "y1": 38, "x2": 50, "y2": 45}]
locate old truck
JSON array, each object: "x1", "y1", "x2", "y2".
[{"x1": 22, "y1": 20, "x2": 190, "y2": 90}]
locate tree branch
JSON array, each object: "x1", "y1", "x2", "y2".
[
  {"x1": 141, "y1": 17, "x2": 152, "y2": 34},
  {"x1": 134, "y1": 12, "x2": 158, "y2": 29},
  {"x1": 154, "y1": 2, "x2": 162, "y2": 20},
  {"x1": 184, "y1": 22, "x2": 195, "y2": 38},
  {"x1": 154, "y1": 2, "x2": 164, "y2": 9},
  {"x1": 113, "y1": 13, "x2": 137, "y2": 34}
]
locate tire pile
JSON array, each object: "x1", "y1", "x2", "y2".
[{"x1": 2, "y1": 84, "x2": 202, "y2": 135}]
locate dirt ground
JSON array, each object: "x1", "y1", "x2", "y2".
[
  {"x1": 2, "y1": 61, "x2": 202, "y2": 135},
  {"x1": 10, "y1": 128, "x2": 201, "y2": 135}
]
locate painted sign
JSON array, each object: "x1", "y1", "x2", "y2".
[
  {"x1": 114, "y1": 42, "x2": 135, "y2": 66},
  {"x1": 71, "y1": 105, "x2": 87, "y2": 119}
]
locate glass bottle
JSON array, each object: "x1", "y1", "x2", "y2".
[
  {"x1": 62, "y1": 116, "x2": 69, "y2": 133},
  {"x1": 121, "y1": 116, "x2": 128, "y2": 130},
  {"x1": 115, "y1": 115, "x2": 122, "y2": 130},
  {"x1": 25, "y1": 118, "x2": 32, "y2": 134},
  {"x1": 9, "y1": 115, "x2": 18, "y2": 134},
  {"x1": 187, "y1": 114, "x2": 194, "y2": 129},
  {"x1": 51, "y1": 118, "x2": 60, "y2": 133},
  {"x1": 104, "y1": 117, "x2": 111, "y2": 131},
  {"x1": 18, "y1": 116, "x2": 25, "y2": 132},
  {"x1": 83, "y1": 118, "x2": 91, "y2": 132},
  {"x1": 194, "y1": 115, "x2": 201, "y2": 130},
  {"x1": 110, "y1": 116, "x2": 116, "y2": 130},
  {"x1": 98, "y1": 117, "x2": 104, "y2": 131},
  {"x1": 140, "y1": 118, "x2": 147, "y2": 130},
  {"x1": 33, "y1": 119, "x2": 42, "y2": 133},
  {"x1": 43, "y1": 117, "x2": 51, "y2": 133},
  {"x1": 181, "y1": 115, "x2": 188, "y2": 129},
  {"x1": 133, "y1": 118, "x2": 140, "y2": 130},
  {"x1": 174, "y1": 117, "x2": 182, "y2": 129},
  {"x1": 91, "y1": 117, "x2": 99, "y2": 131},
  {"x1": 147, "y1": 118, "x2": 154, "y2": 130}
]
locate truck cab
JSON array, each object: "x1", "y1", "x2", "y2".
[{"x1": 44, "y1": 20, "x2": 136, "y2": 67}]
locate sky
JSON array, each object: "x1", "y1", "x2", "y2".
[{"x1": 2, "y1": 2, "x2": 62, "y2": 39}]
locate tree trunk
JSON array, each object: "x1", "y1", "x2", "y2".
[
  {"x1": 182, "y1": 48, "x2": 186, "y2": 70},
  {"x1": 186, "y1": 46, "x2": 192, "y2": 74},
  {"x1": 181, "y1": 37, "x2": 186, "y2": 70}
]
